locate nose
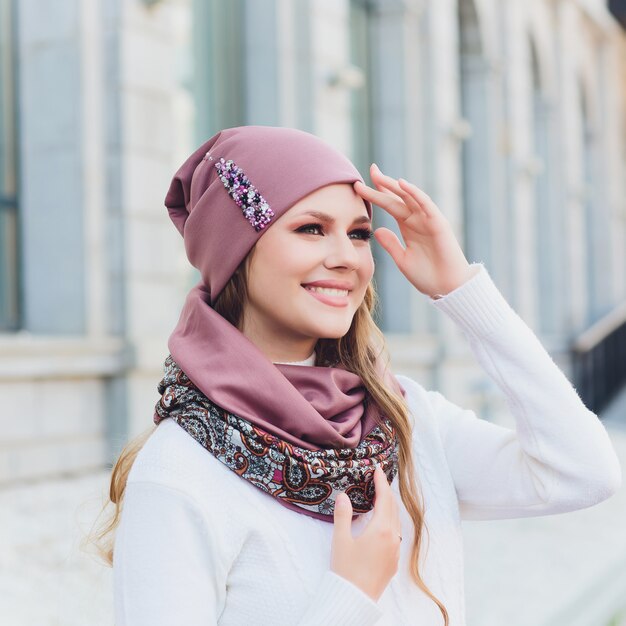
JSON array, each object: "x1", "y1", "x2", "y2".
[{"x1": 323, "y1": 232, "x2": 362, "y2": 270}]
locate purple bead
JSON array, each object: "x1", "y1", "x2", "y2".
[{"x1": 214, "y1": 157, "x2": 275, "y2": 232}]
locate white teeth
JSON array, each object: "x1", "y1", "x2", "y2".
[{"x1": 305, "y1": 286, "x2": 349, "y2": 296}]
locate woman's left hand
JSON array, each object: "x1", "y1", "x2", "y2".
[{"x1": 353, "y1": 164, "x2": 475, "y2": 299}]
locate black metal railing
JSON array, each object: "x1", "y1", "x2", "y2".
[
  {"x1": 572, "y1": 302, "x2": 626, "y2": 415},
  {"x1": 609, "y1": 1, "x2": 626, "y2": 30}
]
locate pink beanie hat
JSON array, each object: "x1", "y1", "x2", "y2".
[{"x1": 164, "y1": 125, "x2": 373, "y2": 304}]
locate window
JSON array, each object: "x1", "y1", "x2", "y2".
[
  {"x1": 0, "y1": 0, "x2": 20, "y2": 331},
  {"x1": 192, "y1": 0, "x2": 246, "y2": 142}
]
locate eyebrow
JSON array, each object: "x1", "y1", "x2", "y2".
[{"x1": 294, "y1": 211, "x2": 372, "y2": 225}]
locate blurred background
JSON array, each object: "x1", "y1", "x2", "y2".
[{"x1": 1, "y1": 0, "x2": 626, "y2": 624}]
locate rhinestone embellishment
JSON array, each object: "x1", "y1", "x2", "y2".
[{"x1": 214, "y1": 157, "x2": 275, "y2": 232}]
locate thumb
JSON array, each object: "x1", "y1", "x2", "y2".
[
  {"x1": 333, "y1": 492, "x2": 353, "y2": 539},
  {"x1": 374, "y1": 227, "x2": 405, "y2": 266}
]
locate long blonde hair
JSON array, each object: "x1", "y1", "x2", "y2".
[{"x1": 85, "y1": 245, "x2": 449, "y2": 625}]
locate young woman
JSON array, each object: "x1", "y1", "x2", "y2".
[{"x1": 92, "y1": 125, "x2": 621, "y2": 625}]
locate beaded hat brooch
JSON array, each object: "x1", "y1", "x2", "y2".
[{"x1": 212, "y1": 156, "x2": 275, "y2": 232}]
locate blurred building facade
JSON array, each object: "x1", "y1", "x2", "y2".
[{"x1": 0, "y1": 0, "x2": 625, "y2": 484}]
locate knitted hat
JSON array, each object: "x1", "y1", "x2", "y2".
[{"x1": 164, "y1": 125, "x2": 373, "y2": 304}]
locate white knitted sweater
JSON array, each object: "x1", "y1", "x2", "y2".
[{"x1": 113, "y1": 263, "x2": 622, "y2": 625}]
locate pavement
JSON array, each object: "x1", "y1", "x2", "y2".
[
  {"x1": 0, "y1": 469, "x2": 114, "y2": 625},
  {"x1": 1, "y1": 387, "x2": 625, "y2": 626}
]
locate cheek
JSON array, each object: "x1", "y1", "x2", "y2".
[
  {"x1": 247, "y1": 244, "x2": 302, "y2": 301},
  {"x1": 359, "y1": 250, "x2": 376, "y2": 279}
]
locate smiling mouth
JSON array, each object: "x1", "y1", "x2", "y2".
[
  {"x1": 302, "y1": 286, "x2": 351, "y2": 309},
  {"x1": 302, "y1": 285, "x2": 351, "y2": 297}
]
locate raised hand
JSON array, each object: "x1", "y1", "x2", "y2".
[{"x1": 354, "y1": 164, "x2": 475, "y2": 299}]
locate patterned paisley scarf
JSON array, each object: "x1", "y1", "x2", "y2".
[
  {"x1": 152, "y1": 279, "x2": 405, "y2": 524},
  {"x1": 154, "y1": 354, "x2": 400, "y2": 521}
]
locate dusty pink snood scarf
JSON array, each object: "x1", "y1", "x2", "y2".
[{"x1": 154, "y1": 125, "x2": 406, "y2": 522}]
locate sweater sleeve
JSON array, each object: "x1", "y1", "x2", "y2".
[
  {"x1": 296, "y1": 571, "x2": 384, "y2": 626},
  {"x1": 426, "y1": 263, "x2": 622, "y2": 521}
]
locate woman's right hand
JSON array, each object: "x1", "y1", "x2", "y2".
[{"x1": 330, "y1": 465, "x2": 402, "y2": 602}]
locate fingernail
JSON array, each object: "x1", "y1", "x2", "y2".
[{"x1": 372, "y1": 163, "x2": 379, "y2": 170}]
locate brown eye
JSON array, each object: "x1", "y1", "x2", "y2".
[
  {"x1": 297, "y1": 223, "x2": 323, "y2": 235},
  {"x1": 296, "y1": 224, "x2": 373, "y2": 241},
  {"x1": 351, "y1": 229, "x2": 373, "y2": 241}
]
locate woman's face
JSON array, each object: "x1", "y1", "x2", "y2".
[{"x1": 242, "y1": 182, "x2": 375, "y2": 362}]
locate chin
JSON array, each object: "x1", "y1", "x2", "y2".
[{"x1": 308, "y1": 321, "x2": 353, "y2": 340}]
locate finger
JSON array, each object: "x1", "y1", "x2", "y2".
[
  {"x1": 372, "y1": 170, "x2": 428, "y2": 219},
  {"x1": 354, "y1": 178, "x2": 401, "y2": 205},
  {"x1": 368, "y1": 166, "x2": 405, "y2": 202},
  {"x1": 369, "y1": 164, "x2": 439, "y2": 222},
  {"x1": 353, "y1": 180, "x2": 411, "y2": 222},
  {"x1": 378, "y1": 466, "x2": 397, "y2": 523},
  {"x1": 371, "y1": 466, "x2": 393, "y2": 524},
  {"x1": 333, "y1": 492, "x2": 353, "y2": 542},
  {"x1": 382, "y1": 469, "x2": 402, "y2": 537},
  {"x1": 398, "y1": 178, "x2": 440, "y2": 218},
  {"x1": 370, "y1": 164, "x2": 421, "y2": 202},
  {"x1": 374, "y1": 227, "x2": 406, "y2": 267}
]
